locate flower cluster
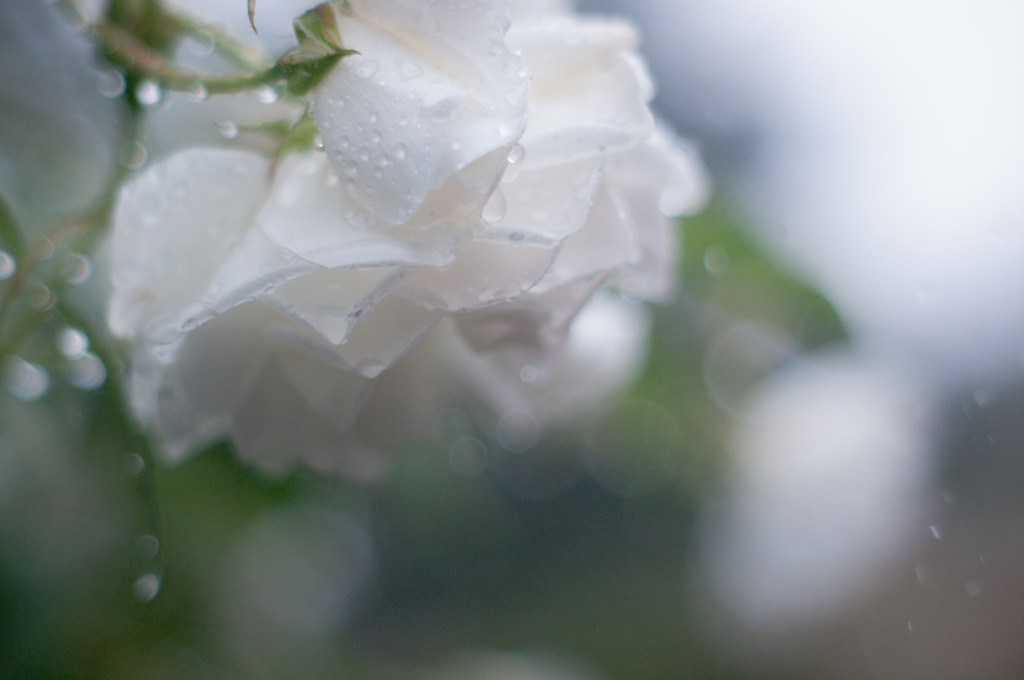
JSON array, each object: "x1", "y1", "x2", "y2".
[{"x1": 107, "y1": 0, "x2": 706, "y2": 476}]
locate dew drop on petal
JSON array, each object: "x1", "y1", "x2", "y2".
[
  {"x1": 355, "y1": 358, "x2": 385, "y2": 378},
  {"x1": 134, "y1": 80, "x2": 162, "y2": 107},
  {"x1": 507, "y1": 144, "x2": 525, "y2": 165},
  {"x1": 356, "y1": 60, "x2": 379, "y2": 78},
  {"x1": 0, "y1": 251, "x2": 16, "y2": 280},
  {"x1": 133, "y1": 573, "x2": 160, "y2": 602},
  {"x1": 5, "y1": 358, "x2": 49, "y2": 401},
  {"x1": 482, "y1": 189, "x2": 507, "y2": 223},
  {"x1": 519, "y1": 364, "x2": 538, "y2": 383},
  {"x1": 497, "y1": 121, "x2": 517, "y2": 139}
]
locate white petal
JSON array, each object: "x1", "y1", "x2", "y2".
[
  {"x1": 230, "y1": 353, "x2": 373, "y2": 475},
  {"x1": 509, "y1": 19, "x2": 655, "y2": 169},
  {"x1": 264, "y1": 267, "x2": 406, "y2": 344},
  {"x1": 605, "y1": 125, "x2": 710, "y2": 300},
  {"x1": 532, "y1": 181, "x2": 634, "y2": 293},
  {"x1": 313, "y1": 2, "x2": 527, "y2": 223},
  {"x1": 108, "y1": 148, "x2": 273, "y2": 337},
  {"x1": 265, "y1": 294, "x2": 444, "y2": 378},
  {"x1": 477, "y1": 157, "x2": 602, "y2": 246},
  {"x1": 454, "y1": 276, "x2": 602, "y2": 353},
  {"x1": 256, "y1": 152, "x2": 465, "y2": 269},
  {"x1": 400, "y1": 239, "x2": 557, "y2": 311}
]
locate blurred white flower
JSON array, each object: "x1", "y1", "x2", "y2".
[
  {"x1": 107, "y1": 0, "x2": 706, "y2": 474},
  {"x1": 700, "y1": 353, "x2": 933, "y2": 630}
]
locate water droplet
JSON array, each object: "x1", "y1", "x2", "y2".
[
  {"x1": 255, "y1": 85, "x2": 278, "y2": 104},
  {"x1": 133, "y1": 573, "x2": 161, "y2": 602},
  {"x1": 482, "y1": 189, "x2": 507, "y2": 223},
  {"x1": 507, "y1": 144, "x2": 525, "y2": 165},
  {"x1": 368, "y1": 112, "x2": 379, "y2": 124},
  {"x1": 65, "y1": 253, "x2": 93, "y2": 285},
  {"x1": 519, "y1": 365, "x2": 538, "y2": 383},
  {"x1": 372, "y1": 165, "x2": 384, "y2": 179},
  {"x1": 185, "y1": 81, "x2": 208, "y2": 102},
  {"x1": 358, "y1": 146, "x2": 370, "y2": 161},
  {"x1": 508, "y1": 231, "x2": 524, "y2": 242},
  {"x1": 126, "y1": 453, "x2": 146, "y2": 475},
  {"x1": 356, "y1": 60, "x2": 379, "y2": 78},
  {"x1": 394, "y1": 143, "x2": 407, "y2": 160},
  {"x1": 216, "y1": 119, "x2": 239, "y2": 139},
  {"x1": 68, "y1": 352, "x2": 106, "y2": 390},
  {"x1": 399, "y1": 60, "x2": 422, "y2": 80},
  {"x1": 97, "y1": 69, "x2": 126, "y2": 98},
  {"x1": 703, "y1": 246, "x2": 729, "y2": 277},
  {"x1": 371, "y1": 130, "x2": 383, "y2": 144},
  {"x1": 0, "y1": 251, "x2": 16, "y2": 280},
  {"x1": 448, "y1": 436, "x2": 488, "y2": 477},
  {"x1": 58, "y1": 327, "x2": 89, "y2": 359},
  {"x1": 187, "y1": 31, "x2": 215, "y2": 56},
  {"x1": 497, "y1": 121, "x2": 518, "y2": 139},
  {"x1": 355, "y1": 357, "x2": 385, "y2": 378},
  {"x1": 135, "y1": 80, "x2": 162, "y2": 107},
  {"x1": 5, "y1": 358, "x2": 49, "y2": 401},
  {"x1": 451, "y1": 139, "x2": 462, "y2": 151},
  {"x1": 136, "y1": 534, "x2": 160, "y2": 560},
  {"x1": 122, "y1": 141, "x2": 148, "y2": 169},
  {"x1": 26, "y1": 283, "x2": 56, "y2": 311}
]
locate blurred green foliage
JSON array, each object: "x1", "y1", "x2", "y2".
[{"x1": 0, "y1": 197, "x2": 845, "y2": 679}]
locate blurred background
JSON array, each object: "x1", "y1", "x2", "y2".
[{"x1": 1, "y1": 0, "x2": 1022, "y2": 678}]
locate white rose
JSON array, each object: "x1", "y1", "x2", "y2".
[{"x1": 108, "y1": 0, "x2": 707, "y2": 476}]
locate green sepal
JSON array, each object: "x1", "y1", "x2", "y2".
[
  {"x1": 278, "y1": 2, "x2": 356, "y2": 96},
  {"x1": 281, "y1": 50, "x2": 354, "y2": 96},
  {"x1": 278, "y1": 114, "x2": 321, "y2": 157}
]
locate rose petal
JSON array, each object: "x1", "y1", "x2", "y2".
[
  {"x1": 313, "y1": 0, "x2": 528, "y2": 223},
  {"x1": 477, "y1": 157, "x2": 602, "y2": 246},
  {"x1": 264, "y1": 267, "x2": 407, "y2": 344},
  {"x1": 109, "y1": 148, "x2": 273, "y2": 338},
  {"x1": 509, "y1": 19, "x2": 655, "y2": 169},
  {"x1": 256, "y1": 152, "x2": 466, "y2": 269},
  {"x1": 400, "y1": 239, "x2": 557, "y2": 312}
]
